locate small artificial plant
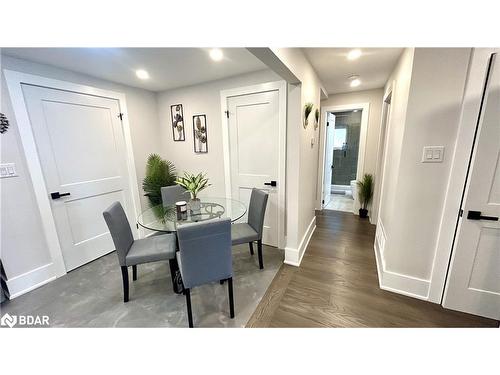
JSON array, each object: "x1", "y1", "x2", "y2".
[
  {"x1": 314, "y1": 108, "x2": 320, "y2": 130},
  {"x1": 357, "y1": 173, "x2": 374, "y2": 218},
  {"x1": 175, "y1": 172, "x2": 211, "y2": 201},
  {"x1": 142, "y1": 154, "x2": 177, "y2": 206},
  {"x1": 303, "y1": 102, "x2": 314, "y2": 128}
]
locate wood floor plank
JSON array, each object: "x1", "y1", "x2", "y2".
[{"x1": 247, "y1": 210, "x2": 499, "y2": 328}]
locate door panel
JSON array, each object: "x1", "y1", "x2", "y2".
[
  {"x1": 22, "y1": 85, "x2": 134, "y2": 271},
  {"x1": 323, "y1": 113, "x2": 335, "y2": 207},
  {"x1": 443, "y1": 53, "x2": 500, "y2": 320},
  {"x1": 227, "y1": 90, "x2": 280, "y2": 247}
]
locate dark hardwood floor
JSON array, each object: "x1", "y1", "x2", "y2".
[{"x1": 247, "y1": 210, "x2": 498, "y2": 328}]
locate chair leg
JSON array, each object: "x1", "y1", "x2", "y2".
[
  {"x1": 249, "y1": 241, "x2": 254, "y2": 255},
  {"x1": 120, "y1": 266, "x2": 129, "y2": 303},
  {"x1": 228, "y1": 277, "x2": 235, "y2": 319},
  {"x1": 185, "y1": 288, "x2": 193, "y2": 328},
  {"x1": 257, "y1": 240, "x2": 264, "y2": 270},
  {"x1": 132, "y1": 265, "x2": 137, "y2": 281}
]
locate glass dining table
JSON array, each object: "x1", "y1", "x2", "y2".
[
  {"x1": 137, "y1": 197, "x2": 247, "y2": 233},
  {"x1": 136, "y1": 197, "x2": 247, "y2": 294}
]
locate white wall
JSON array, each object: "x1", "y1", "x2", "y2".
[
  {"x1": 0, "y1": 54, "x2": 161, "y2": 286},
  {"x1": 319, "y1": 88, "x2": 384, "y2": 215},
  {"x1": 156, "y1": 69, "x2": 280, "y2": 197},
  {"x1": 375, "y1": 48, "x2": 472, "y2": 300},
  {"x1": 270, "y1": 48, "x2": 324, "y2": 265}
]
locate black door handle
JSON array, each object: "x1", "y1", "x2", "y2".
[
  {"x1": 51, "y1": 191, "x2": 71, "y2": 200},
  {"x1": 467, "y1": 210, "x2": 498, "y2": 221},
  {"x1": 264, "y1": 181, "x2": 277, "y2": 187}
]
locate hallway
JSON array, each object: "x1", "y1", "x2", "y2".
[{"x1": 247, "y1": 210, "x2": 498, "y2": 327}]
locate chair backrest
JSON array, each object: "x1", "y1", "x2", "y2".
[
  {"x1": 247, "y1": 188, "x2": 269, "y2": 239},
  {"x1": 176, "y1": 218, "x2": 232, "y2": 289},
  {"x1": 103, "y1": 201, "x2": 134, "y2": 266},
  {"x1": 161, "y1": 185, "x2": 187, "y2": 207}
]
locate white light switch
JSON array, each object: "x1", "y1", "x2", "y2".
[
  {"x1": 0, "y1": 163, "x2": 18, "y2": 178},
  {"x1": 422, "y1": 146, "x2": 444, "y2": 163}
]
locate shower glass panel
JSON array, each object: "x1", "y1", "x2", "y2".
[{"x1": 331, "y1": 110, "x2": 361, "y2": 186}]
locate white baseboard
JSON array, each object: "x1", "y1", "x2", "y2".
[
  {"x1": 373, "y1": 225, "x2": 430, "y2": 301},
  {"x1": 284, "y1": 216, "x2": 316, "y2": 267},
  {"x1": 6, "y1": 263, "x2": 56, "y2": 299}
]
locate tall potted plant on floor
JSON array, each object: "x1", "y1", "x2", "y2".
[
  {"x1": 142, "y1": 154, "x2": 177, "y2": 206},
  {"x1": 175, "y1": 172, "x2": 211, "y2": 212},
  {"x1": 357, "y1": 173, "x2": 374, "y2": 219}
]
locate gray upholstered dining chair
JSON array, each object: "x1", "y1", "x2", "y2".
[
  {"x1": 231, "y1": 188, "x2": 269, "y2": 269},
  {"x1": 176, "y1": 218, "x2": 233, "y2": 328},
  {"x1": 161, "y1": 184, "x2": 187, "y2": 207},
  {"x1": 103, "y1": 201, "x2": 177, "y2": 303}
]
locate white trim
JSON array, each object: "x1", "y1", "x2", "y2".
[
  {"x1": 371, "y1": 82, "x2": 394, "y2": 225},
  {"x1": 428, "y1": 48, "x2": 499, "y2": 303},
  {"x1": 5, "y1": 263, "x2": 56, "y2": 299},
  {"x1": 318, "y1": 103, "x2": 370, "y2": 212},
  {"x1": 3, "y1": 70, "x2": 142, "y2": 292},
  {"x1": 284, "y1": 216, "x2": 316, "y2": 267},
  {"x1": 220, "y1": 80, "x2": 287, "y2": 249},
  {"x1": 374, "y1": 221, "x2": 430, "y2": 300}
]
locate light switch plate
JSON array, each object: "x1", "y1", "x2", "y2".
[
  {"x1": 0, "y1": 163, "x2": 18, "y2": 178},
  {"x1": 422, "y1": 146, "x2": 444, "y2": 163}
]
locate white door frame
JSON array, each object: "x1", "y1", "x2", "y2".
[
  {"x1": 318, "y1": 103, "x2": 370, "y2": 210},
  {"x1": 427, "y1": 48, "x2": 500, "y2": 303},
  {"x1": 220, "y1": 80, "x2": 287, "y2": 249},
  {"x1": 3, "y1": 69, "x2": 142, "y2": 280},
  {"x1": 372, "y1": 83, "x2": 394, "y2": 225}
]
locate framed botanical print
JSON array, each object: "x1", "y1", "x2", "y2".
[
  {"x1": 193, "y1": 114, "x2": 208, "y2": 153},
  {"x1": 170, "y1": 104, "x2": 185, "y2": 141}
]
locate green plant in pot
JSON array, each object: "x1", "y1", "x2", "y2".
[
  {"x1": 175, "y1": 172, "x2": 211, "y2": 212},
  {"x1": 142, "y1": 154, "x2": 177, "y2": 206},
  {"x1": 357, "y1": 173, "x2": 374, "y2": 219}
]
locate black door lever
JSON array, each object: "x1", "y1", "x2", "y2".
[
  {"x1": 467, "y1": 210, "x2": 498, "y2": 221},
  {"x1": 264, "y1": 181, "x2": 277, "y2": 187},
  {"x1": 51, "y1": 191, "x2": 71, "y2": 200}
]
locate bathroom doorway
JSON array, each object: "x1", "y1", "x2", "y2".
[{"x1": 320, "y1": 103, "x2": 369, "y2": 214}]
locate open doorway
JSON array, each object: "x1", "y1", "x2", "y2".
[{"x1": 320, "y1": 103, "x2": 369, "y2": 213}]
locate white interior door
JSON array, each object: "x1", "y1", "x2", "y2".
[
  {"x1": 323, "y1": 113, "x2": 336, "y2": 207},
  {"x1": 227, "y1": 90, "x2": 280, "y2": 247},
  {"x1": 22, "y1": 84, "x2": 135, "y2": 271},
  {"x1": 443, "y1": 53, "x2": 500, "y2": 320}
]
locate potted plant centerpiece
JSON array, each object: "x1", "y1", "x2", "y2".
[
  {"x1": 175, "y1": 172, "x2": 211, "y2": 212},
  {"x1": 357, "y1": 173, "x2": 374, "y2": 219}
]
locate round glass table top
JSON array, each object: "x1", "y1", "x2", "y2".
[{"x1": 137, "y1": 197, "x2": 247, "y2": 232}]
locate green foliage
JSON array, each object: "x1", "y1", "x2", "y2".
[
  {"x1": 304, "y1": 102, "x2": 314, "y2": 126},
  {"x1": 142, "y1": 154, "x2": 177, "y2": 206},
  {"x1": 357, "y1": 174, "x2": 374, "y2": 209},
  {"x1": 175, "y1": 172, "x2": 211, "y2": 200}
]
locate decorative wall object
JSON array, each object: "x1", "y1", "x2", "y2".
[
  {"x1": 303, "y1": 102, "x2": 313, "y2": 128},
  {"x1": 170, "y1": 104, "x2": 185, "y2": 141},
  {"x1": 0, "y1": 113, "x2": 9, "y2": 134},
  {"x1": 314, "y1": 108, "x2": 320, "y2": 130},
  {"x1": 193, "y1": 114, "x2": 208, "y2": 153}
]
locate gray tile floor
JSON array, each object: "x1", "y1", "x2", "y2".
[{"x1": 1, "y1": 244, "x2": 284, "y2": 327}]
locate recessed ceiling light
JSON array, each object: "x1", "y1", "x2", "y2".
[
  {"x1": 136, "y1": 69, "x2": 150, "y2": 80},
  {"x1": 347, "y1": 49, "x2": 362, "y2": 60},
  {"x1": 209, "y1": 48, "x2": 223, "y2": 61},
  {"x1": 349, "y1": 74, "x2": 361, "y2": 87}
]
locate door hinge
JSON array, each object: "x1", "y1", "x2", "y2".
[
  {"x1": 118, "y1": 113, "x2": 124, "y2": 121},
  {"x1": 225, "y1": 110, "x2": 229, "y2": 119},
  {"x1": 327, "y1": 122, "x2": 329, "y2": 127},
  {"x1": 322, "y1": 199, "x2": 325, "y2": 204},
  {"x1": 459, "y1": 209, "x2": 463, "y2": 217}
]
